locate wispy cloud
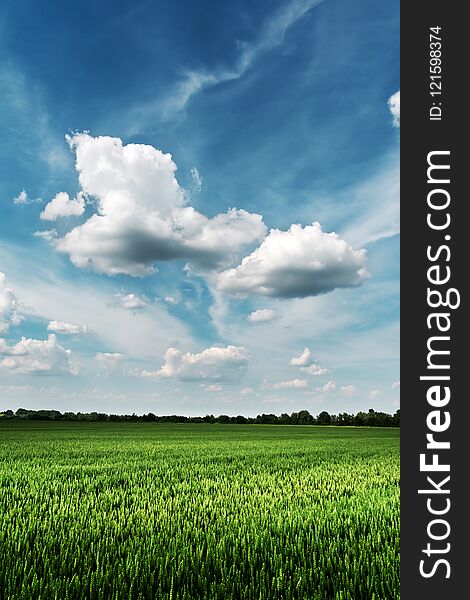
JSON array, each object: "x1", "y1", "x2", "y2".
[
  {"x1": 0, "y1": 65, "x2": 71, "y2": 174},
  {"x1": 124, "y1": 0, "x2": 324, "y2": 133}
]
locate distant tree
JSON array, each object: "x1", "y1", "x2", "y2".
[
  {"x1": 317, "y1": 411, "x2": 332, "y2": 425},
  {"x1": 234, "y1": 415, "x2": 247, "y2": 424},
  {"x1": 353, "y1": 411, "x2": 366, "y2": 426},
  {"x1": 297, "y1": 410, "x2": 314, "y2": 425},
  {"x1": 392, "y1": 409, "x2": 400, "y2": 427},
  {"x1": 290, "y1": 412, "x2": 299, "y2": 425}
]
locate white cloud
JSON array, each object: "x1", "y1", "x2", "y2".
[
  {"x1": 33, "y1": 229, "x2": 57, "y2": 242},
  {"x1": 190, "y1": 167, "x2": 203, "y2": 191},
  {"x1": 369, "y1": 389, "x2": 382, "y2": 400},
  {"x1": 217, "y1": 222, "x2": 369, "y2": 298},
  {"x1": 202, "y1": 383, "x2": 222, "y2": 393},
  {"x1": 113, "y1": 292, "x2": 148, "y2": 311},
  {"x1": 40, "y1": 192, "x2": 85, "y2": 221},
  {"x1": 48, "y1": 134, "x2": 265, "y2": 276},
  {"x1": 247, "y1": 309, "x2": 276, "y2": 323},
  {"x1": 13, "y1": 190, "x2": 28, "y2": 205},
  {"x1": 300, "y1": 363, "x2": 329, "y2": 376},
  {"x1": 0, "y1": 272, "x2": 23, "y2": 333},
  {"x1": 240, "y1": 386, "x2": 254, "y2": 395},
  {"x1": 141, "y1": 345, "x2": 248, "y2": 382},
  {"x1": 0, "y1": 334, "x2": 78, "y2": 375},
  {"x1": 13, "y1": 190, "x2": 42, "y2": 205},
  {"x1": 95, "y1": 352, "x2": 126, "y2": 372},
  {"x1": 392, "y1": 380, "x2": 400, "y2": 390},
  {"x1": 290, "y1": 347, "x2": 314, "y2": 366},
  {"x1": 289, "y1": 347, "x2": 329, "y2": 375},
  {"x1": 315, "y1": 380, "x2": 336, "y2": 394},
  {"x1": 163, "y1": 295, "x2": 178, "y2": 305},
  {"x1": 47, "y1": 320, "x2": 87, "y2": 335},
  {"x1": 340, "y1": 384, "x2": 357, "y2": 397},
  {"x1": 388, "y1": 90, "x2": 400, "y2": 127},
  {"x1": 271, "y1": 379, "x2": 308, "y2": 389}
]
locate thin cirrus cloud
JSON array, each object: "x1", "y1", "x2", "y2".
[
  {"x1": 217, "y1": 223, "x2": 369, "y2": 298},
  {"x1": 41, "y1": 133, "x2": 266, "y2": 276},
  {"x1": 40, "y1": 192, "x2": 85, "y2": 221},
  {"x1": 125, "y1": 0, "x2": 325, "y2": 130},
  {"x1": 0, "y1": 334, "x2": 78, "y2": 375},
  {"x1": 141, "y1": 345, "x2": 248, "y2": 382},
  {"x1": 0, "y1": 272, "x2": 23, "y2": 333}
]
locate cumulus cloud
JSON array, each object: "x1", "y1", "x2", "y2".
[
  {"x1": 247, "y1": 309, "x2": 276, "y2": 323},
  {"x1": 315, "y1": 380, "x2": 336, "y2": 394},
  {"x1": 392, "y1": 380, "x2": 400, "y2": 391},
  {"x1": 163, "y1": 295, "x2": 178, "y2": 305},
  {"x1": 289, "y1": 347, "x2": 329, "y2": 375},
  {"x1": 0, "y1": 273, "x2": 23, "y2": 333},
  {"x1": 0, "y1": 334, "x2": 78, "y2": 375},
  {"x1": 113, "y1": 292, "x2": 148, "y2": 311},
  {"x1": 388, "y1": 90, "x2": 400, "y2": 127},
  {"x1": 216, "y1": 222, "x2": 369, "y2": 298},
  {"x1": 340, "y1": 384, "x2": 357, "y2": 397},
  {"x1": 369, "y1": 389, "x2": 382, "y2": 400},
  {"x1": 48, "y1": 134, "x2": 265, "y2": 276},
  {"x1": 47, "y1": 320, "x2": 87, "y2": 335},
  {"x1": 290, "y1": 347, "x2": 314, "y2": 366},
  {"x1": 13, "y1": 190, "x2": 42, "y2": 205},
  {"x1": 95, "y1": 352, "x2": 126, "y2": 372},
  {"x1": 40, "y1": 192, "x2": 85, "y2": 221},
  {"x1": 141, "y1": 345, "x2": 248, "y2": 382},
  {"x1": 271, "y1": 378, "x2": 308, "y2": 389},
  {"x1": 240, "y1": 386, "x2": 254, "y2": 395}
]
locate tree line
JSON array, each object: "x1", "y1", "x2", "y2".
[{"x1": 0, "y1": 407, "x2": 400, "y2": 427}]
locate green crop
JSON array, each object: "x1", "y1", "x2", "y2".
[{"x1": 0, "y1": 422, "x2": 399, "y2": 599}]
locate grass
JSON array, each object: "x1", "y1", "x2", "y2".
[{"x1": 0, "y1": 422, "x2": 399, "y2": 599}]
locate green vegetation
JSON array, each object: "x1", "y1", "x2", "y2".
[
  {"x1": 0, "y1": 422, "x2": 399, "y2": 599},
  {"x1": 1, "y1": 407, "x2": 400, "y2": 427}
]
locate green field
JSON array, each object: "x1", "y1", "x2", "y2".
[{"x1": 0, "y1": 422, "x2": 399, "y2": 600}]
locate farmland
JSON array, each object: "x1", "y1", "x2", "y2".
[{"x1": 0, "y1": 422, "x2": 399, "y2": 599}]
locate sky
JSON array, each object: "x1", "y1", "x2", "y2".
[{"x1": 0, "y1": 0, "x2": 400, "y2": 417}]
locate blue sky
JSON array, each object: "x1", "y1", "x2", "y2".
[{"x1": 0, "y1": 0, "x2": 400, "y2": 416}]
